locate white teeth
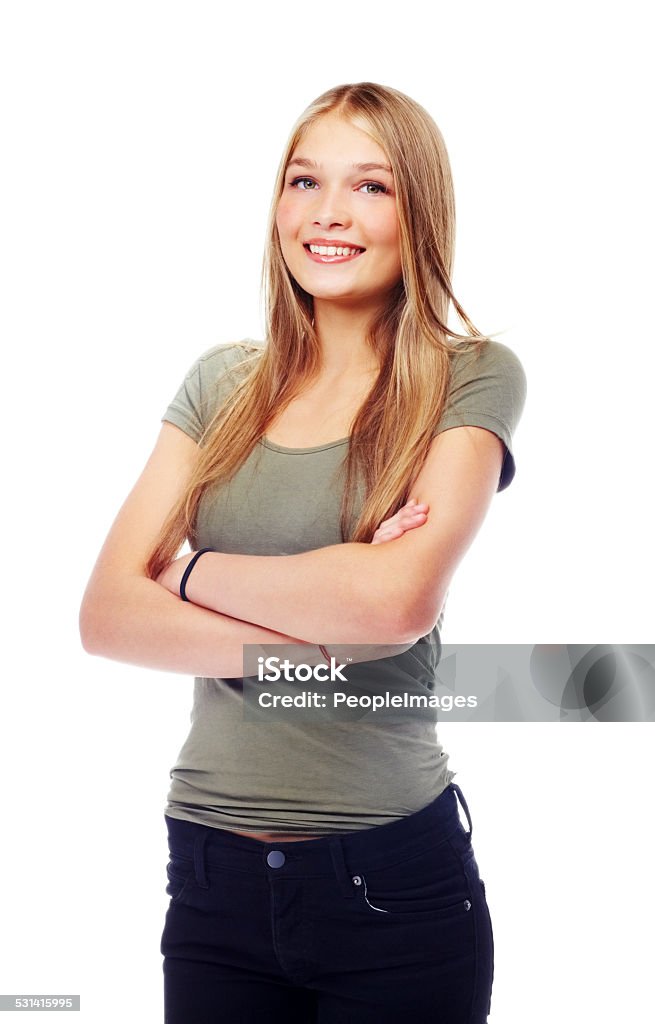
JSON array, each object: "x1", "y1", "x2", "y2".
[{"x1": 308, "y1": 244, "x2": 362, "y2": 257}]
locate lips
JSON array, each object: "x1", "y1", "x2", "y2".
[
  {"x1": 303, "y1": 244, "x2": 365, "y2": 265},
  {"x1": 304, "y1": 238, "x2": 366, "y2": 250}
]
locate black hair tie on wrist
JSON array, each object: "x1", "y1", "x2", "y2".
[{"x1": 180, "y1": 547, "x2": 215, "y2": 602}]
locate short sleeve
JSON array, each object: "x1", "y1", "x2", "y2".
[
  {"x1": 433, "y1": 340, "x2": 527, "y2": 491},
  {"x1": 161, "y1": 340, "x2": 264, "y2": 445}
]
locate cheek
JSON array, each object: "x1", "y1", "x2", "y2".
[
  {"x1": 373, "y1": 207, "x2": 400, "y2": 248},
  {"x1": 389, "y1": 214, "x2": 401, "y2": 248},
  {"x1": 275, "y1": 195, "x2": 297, "y2": 239},
  {"x1": 380, "y1": 218, "x2": 402, "y2": 268},
  {"x1": 379, "y1": 215, "x2": 403, "y2": 283}
]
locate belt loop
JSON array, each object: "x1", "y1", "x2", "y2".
[
  {"x1": 329, "y1": 837, "x2": 356, "y2": 899},
  {"x1": 451, "y1": 783, "x2": 473, "y2": 842},
  {"x1": 193, "y1": 829, "x2": 209, "y2": 889}
]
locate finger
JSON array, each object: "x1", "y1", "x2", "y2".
[
  {"x1": 379, "y1": 502, "x2": 428, "y2": 529},
  {"x1": 399, "y1": 509, "x2": 427, "y2": 525},
  {"x1": 399, "y1": 517, "x2": 427, "y2": 532},
  {"x1": 371, "y1": 525, "x2": 403, "y2": 544},
  {"x1": 376, "y1": 525, "x2": 403, "y2": 538},
  {"x1": 398, "y1": 503, "x2": 428, "y2": 521}
]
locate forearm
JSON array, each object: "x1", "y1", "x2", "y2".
[
  {"x1": 79, "y1": 576, "x2": 328, "y2": 678},
  {"x1": 182, "y1": 543, "x2": 420, "y2": 645}
]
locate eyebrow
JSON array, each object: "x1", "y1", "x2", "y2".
[{"x1": 287, "y1": 157, "x2": 393, "y2": 176}]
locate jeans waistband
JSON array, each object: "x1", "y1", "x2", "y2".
[{"x1": 165, "y1": 783, "x2": 473, "y2": 898}]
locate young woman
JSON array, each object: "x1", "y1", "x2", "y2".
[{"x1": 80, "y1": 82, "x2": 526, "y2": 1023}]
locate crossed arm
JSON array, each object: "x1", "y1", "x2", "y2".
[
  {"x1": 158, "y1": 540, "x2": 423, "y2": 646},
  {"x1": 80, "y1": 421, "x2": 503, "y2": 676},
  {"x1": 156, "y1": 424, "x2": 505, "y2": 647},
  {"x1": 79, "y1": 423, "x2": 429, "y2": 678}
]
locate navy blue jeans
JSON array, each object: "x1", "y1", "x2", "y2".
[{"x1": 160, "y1": 783, "x2": 494, "y2": 1022}]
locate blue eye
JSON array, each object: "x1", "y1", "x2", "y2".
[{"x1": 289, "y1": 176, "x2": 389, "y2": 196}]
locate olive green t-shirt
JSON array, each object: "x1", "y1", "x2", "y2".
[{"x1": 160, "y1": 338, "x2": 527, "y2": 834}]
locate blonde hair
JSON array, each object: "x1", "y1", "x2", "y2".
[{"x1": 146, "y1": 81, "x2": 500, "y2": 581}]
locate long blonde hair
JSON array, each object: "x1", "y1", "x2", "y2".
[{"x1": 146, "y1": 81, "x2": 499, "y2": 581}]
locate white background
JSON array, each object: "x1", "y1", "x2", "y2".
[{"x1": 1, "y1": 1, "x2": 653, "y2": 1021}]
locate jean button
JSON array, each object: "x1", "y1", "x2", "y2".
[{"x1": 267, "y1": 850, "x2": 286, "y2": 868}]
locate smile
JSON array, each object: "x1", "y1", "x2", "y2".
[{"x1": 303, "y1": 245, "x2": 365, "y2": 265}]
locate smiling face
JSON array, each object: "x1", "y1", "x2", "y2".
[{"x1": 275, "y1": 113, "x2": 403, "y2": 313}]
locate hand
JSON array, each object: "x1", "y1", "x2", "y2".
[{"x1": 370, "y1": 498, "x2": 429, "y2": 545}]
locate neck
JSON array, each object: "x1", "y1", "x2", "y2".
[{"x1": 311, "y1": 301, "x2": 381, "y2": 381}]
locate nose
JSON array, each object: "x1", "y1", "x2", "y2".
[{"x1": 309, "y1": 184, "x2": 352, "y2": 230}]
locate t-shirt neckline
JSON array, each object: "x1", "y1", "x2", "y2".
[{"x1": 260, "y1": 435, "x2": 351, "y2": 454}]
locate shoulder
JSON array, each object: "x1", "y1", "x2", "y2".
[
  {"x1": 445, "y1": 338, "x2": 527, "y2": 431},
  {"x1": 182, "y1": 338, "x2": 265, "y2": 408},
  {"x1": 449, "y1": 338, "x2": 527, "y2": 397},
  {"x1": 161, "y1": 339, "x2": 265, "y2": 444},
  {"x1": 186, "y1": 338, "x2": 265, "y2": 381}
]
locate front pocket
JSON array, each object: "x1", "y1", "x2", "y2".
[
  {"x1": 165, "y1": 860, "x2": 194, "y2": 904},
  {"x1": 356, "y1": 871, "x2": 472, "y2": 917}
]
